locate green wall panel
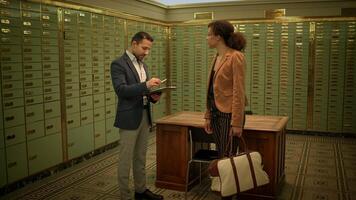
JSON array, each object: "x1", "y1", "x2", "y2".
[
  {"x1": 106, "y1": 117, "x2": 119, "y2": 144},
  {"x1": 94, "y1": 120, "x2": 106, "y2": 148},
  {"x1": 169, "y1": 20, "x2": 356, "y2": 133},
  {"x1": 343, "y1": 21, "x2": 356, "y2": 133},
  {"x1": 67, "y1": 124, "x2": 94, "y2": 160},
  {"x1": 313, "y1": 21, "x2": 331, "y2": 131},
  {"x1": 0, "y1": 147, "x2": 6, "y2": 187},
  {"x1": 27, "y1": 133, "x2": 62, "y2": 175},
  {"x1": 6, "y1": 142, "x2": 28, "y2": 183},
  {"x1": 327, "y1": 22, "x2": 347, "y2": 132}
]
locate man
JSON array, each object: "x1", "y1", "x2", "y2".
[{"x1": 111, "y1": 32, "x2": 164, "y2": 200}]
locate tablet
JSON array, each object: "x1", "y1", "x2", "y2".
[{"x1": 148, "y1": 86, "x2": 176, "y2": 95}]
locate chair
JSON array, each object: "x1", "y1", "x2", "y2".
[{"x1": 185, "y1": 127, "x2": 218, "y2": 199}]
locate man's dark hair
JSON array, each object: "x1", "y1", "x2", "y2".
[{"x1": 131, "y1": 31, "x2": 154, "y2": 44}]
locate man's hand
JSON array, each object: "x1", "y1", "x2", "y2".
[
  {"x1": 146, "y1": 78, "x2": 161, "y2": 89},
  {"x1": 204, "y1": 119, "x2": 213, "y2": 134},
  {"x1": 230, "y1": 126, "x2": 243, "y2": 137},
  {"x1": 150, "y1": 93, "x2": 161, "y2": 101}
]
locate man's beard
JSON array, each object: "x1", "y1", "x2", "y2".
[{"x1": 134, "y1": 54, "x2": 144, "y2": 61}]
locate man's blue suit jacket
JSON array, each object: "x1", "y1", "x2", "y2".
[{"x1": 110, "y1": 52, "x2": 154, "y2": 130}]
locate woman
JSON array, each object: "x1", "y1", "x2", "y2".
[{"x1": 204, "y1": 20, "x2": 246, "y2": 199}]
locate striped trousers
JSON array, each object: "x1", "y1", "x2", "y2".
[{"x1": 210, "y1": 110, "x2": 239, "y2": 158}]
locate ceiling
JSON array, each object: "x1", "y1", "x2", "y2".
[
  {"x1": 147, "y1": 0, "x2": 341, "y2": 7},
  {"x1": 151, "y1": 0, "x2": 236, "y2": 6}
]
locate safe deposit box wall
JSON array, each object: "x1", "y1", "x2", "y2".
[{"x1": 0, "y1": 0, "x2": 355, "y2": 188}]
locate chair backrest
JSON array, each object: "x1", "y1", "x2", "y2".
[{"x1": 189, "y1": 127, "x2": 215, "y2": 144}]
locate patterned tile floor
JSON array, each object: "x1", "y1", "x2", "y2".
[{"x1": 1, "y1": 133, "x2": 356, "y2": 200}]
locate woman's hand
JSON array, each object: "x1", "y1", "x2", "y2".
[
  {"x1": 204, "y1": 119, "x2": 213, "y2": 134},
  {"x1": 230, "y1": 126, "x2": 243, "y2": 137}
]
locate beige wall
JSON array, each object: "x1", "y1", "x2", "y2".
[
  {"x1": 66, "y1": 0, "x2": 356, "y2": 22},
  {"x1": 65, "y1": 0, "x2": 167, "y2": 21},
  {"x1": 166, "y1": 1, "x2": 356, "y2": 21}
]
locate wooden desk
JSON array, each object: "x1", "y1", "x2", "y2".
[{"x1": 155, "y1": 112, "x2": 288, "y2": 200}]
